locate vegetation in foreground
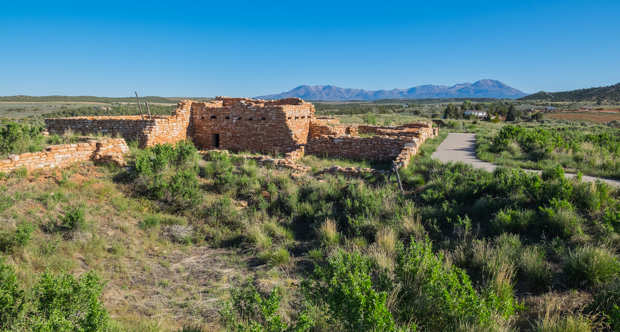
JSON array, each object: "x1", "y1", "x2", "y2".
[
  {"x1": 0, "y1": 122, "x2": 79, "y2": 158},
  {"x1": 0, "y1": 116, "x2": 618, "y2": 331},
  {"x1": 477, "y1": 123, "x2": 620, "y2": 179}
]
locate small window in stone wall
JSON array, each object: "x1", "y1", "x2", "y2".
[
  {"x1": 210, "y1": 115, "x2": 216, "y2": 119},
  {"x1": 287, "y1": 116, "x2": 292, "y2": 120},
  {"x1": 261, "y1": 117, "x2": 266, "y2": 120},
  {"x1": 248, "y1": 117, "x2": 253, "y2": 121},
  {"x1": 225, "y1": 116, "x2": 230, "y2": 120}
]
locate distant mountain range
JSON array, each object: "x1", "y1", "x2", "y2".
[
  {"x1": 520, "y1": 82, "x2": 620, "y2": 102},
  {"x1": 256, "y1": 79, "x2": 526, "y2": 101}
]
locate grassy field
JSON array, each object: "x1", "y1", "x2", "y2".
[
  {"x1": 0, "y1": 98, "x2": 618, "y2": 331},
  {"x1": 1, "y1": 129, "x2": 618, "y2": 331}
]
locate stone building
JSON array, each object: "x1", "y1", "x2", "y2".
[
  {"x1": 44, "y1": 96, "x2": 437, "y2": 168},
  {"x1": 189, "y1": 97, "x2": 314, "y2": 154}
]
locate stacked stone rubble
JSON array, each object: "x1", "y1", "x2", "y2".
[{"x1": 0, "y1": 138, "x2": 129, "y2": 173}]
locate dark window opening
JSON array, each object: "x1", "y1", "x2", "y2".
[
  {"x1": 225, "y1": 116, "x2": 230, "y2": 120},
  {"x1": 213, "y1": 134, "x2": 220, "y2": 148},
  {"x1": 261, "y1": 117, "x2": 266, "y2": 120},
  {"x1": 210, "y1": 115, "x2": 216, "y2": 119},
  {"x1": 201, "y1": 116, "x2": 205, "y2": 120},
  {"x1": 248, "y1": 117, "x2": 253, "y2": 121}
]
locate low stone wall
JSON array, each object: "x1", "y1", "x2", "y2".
[
  {"x1": 358, "y1": 123, "x2": 433, "y2": 140},
  {"x1": 306, "y1": 136, "x2": 409, "y2": 161},
  {"x1": 0, "y1": 138, "x2": 129, "y2": 173},
  {"x1": 309, "y1": 119, "x2": 358, "y2": 139},
  {"x1": 45, "y1": 101, "x2": 191, "y2": 148}
]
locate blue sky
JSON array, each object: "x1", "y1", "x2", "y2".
[{"x1": 1, "y1": 0, "x2": 619, "y2": 97}]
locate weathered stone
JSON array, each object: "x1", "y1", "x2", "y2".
[
  {"x1": 0, "y1": 138, "x2": 129, "y2": 173},
  {"x1": 42, "y1": 96, "x2": 437, "y2": 173}
]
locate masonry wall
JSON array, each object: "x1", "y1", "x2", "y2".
[
  {"x1": 309, "y1": 119, "x2": 358, "y2": 139},
  {"x1": 0, "y1": 138, "x2": 129, "y2": 173},
  {"x1": 45, "y1": 102, "x2": 191, "y2": 148},
  {"x1": 306, "y1": 136, "x2": 409, "y2": 161},
  {"x1": 190, "y1": 98, "x2": 315, "y2": 154}
]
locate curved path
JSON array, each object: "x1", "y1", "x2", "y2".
[{"x1": 431, "y1": 133, "x2": 620, "y2": 187}]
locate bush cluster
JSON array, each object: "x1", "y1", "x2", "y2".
[
  {"x1": 132, "y1": 140, "x2": 200, "y2": 210},
  {"x1": 0, "y1": 259, "x2": 109, "y2": 331}
]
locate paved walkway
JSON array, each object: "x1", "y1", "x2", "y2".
[{"x1": 432, "y1": 133, "x2": 620, "y2": 187}]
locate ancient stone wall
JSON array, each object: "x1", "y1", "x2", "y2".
[
  {"x1": 45, "y1": 102, "x2": 191, "y2": 148},
  {"x1": 309, "y1": 118, "x2": 358, "y2": 139},
  {"x1": 358, "y1": 123, "x2": 434, "y2": 140},
  {"x1": 0, "y1": 138, "x2": 129, "y2": 173},
  {"x1": 306, "y1": 136, "x2": 410, "y2": 161},
  {"x1": 42, "y1": 96, "x2": 438, "y2": 172},
  {"x1": 190, "y1": 97, "x2": 315, "y2": 154}
]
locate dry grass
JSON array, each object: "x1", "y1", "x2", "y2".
[
  {"x1": 376, "y1": 228, "x2": 397, "y2": 254},
  {"x1": 318, "y1": 219, "x2": 340, "y2": 246},
  {"x1": 546, "y1": 110, "x2": 620, "y2": 123},
  {"x1": 0, "y1": 163, "x2": 256, "y2": 331}
]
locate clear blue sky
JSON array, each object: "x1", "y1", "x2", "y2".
[{"x1": 1, "y1": 0, "x2": 619, "y2": 97}]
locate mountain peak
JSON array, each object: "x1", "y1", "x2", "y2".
[{"x1": 257, "y1": 80, "x2": 526, "y2": 101}]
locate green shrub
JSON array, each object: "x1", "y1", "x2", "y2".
[
  {"x1": 31, "y1": 271, "x2": 109, "y2": 331},
  {"x1": 258, "y1": 247, "x2": 291, "y2": 268},
  {"x1": 132, "y1": 141, "x2": 201, "y2": 209},
  {"x1": 518, "y1": 246, "x2": 552, "y2": 292},
  {"x1": 309, "y1": 250, "x2": 396, "y2": 331},
  {"x1": 0, "y1": 222, "x2": 34, "y2": 253},
  {"x1": 220, "y1": 279, "x2": 312, "y2": 331},
  {"x1": 491, "y1": 209, "x2": 534, "y2": 235},
  {"x1": 57, "y1": 206, "x2": 87, "y2": 232},
  {"x1": 590, "y1": 278, "x2": 620, "y2": 331},
  {"x1": 0, "y1": 259, "x2": 25, "y2": 330},
  {"x1": 139, "y1": 214, "x2": 186, "y2": 230},
  {"x1": 166, "y1": 169, "x2": 200, "y2": 208},
  {"x1": 0, "y1": 122, "x2": 45, "y2": 158},
  {"x1": 394, "y1": 237, "x2": 514, "y2": 330},
  {"x1": 564, "y1": 246, "x2": 620, "y2": 288},
  {"x1": 538, "y1": 199, "x2": 582, "y2": 239}
]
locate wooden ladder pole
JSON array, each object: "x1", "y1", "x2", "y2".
[
  {"x1": 393, "y1": 166, "x2": 404, "y2": 194},
  {"x1": 145, "y1": 100, "x2": 153, "y2": 119},
  {"x1": 134, "y1": 91, "x2": 144, "y2": 120}
]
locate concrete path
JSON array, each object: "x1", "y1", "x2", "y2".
[{"x1": 432, "y1": 133, "x2": 620, "y2": 187}]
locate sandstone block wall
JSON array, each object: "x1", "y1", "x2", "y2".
[
  {"x1": 306, "y1": 136, "x2": 409, "y2": 161},
  {"x1": 190, "y1": 97, "x2": 315, "y2": 154},
  {"x1": 0, "y1": 138, "x2": 129, "y2": 173},
  {"x1": 45, "y1": 102, "x2": 191, "y2": 148},
  {"x1": 358, "y1": 123, "x2": 433, "y2": 139},
  {"x1": 309, "y1": 118, "x2": 358, "y2": 139},
  {"x1": 43, "y1": 96, "x2": 438, "y2": 172}
]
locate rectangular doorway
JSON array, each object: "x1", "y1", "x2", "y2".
[{"x1": 213, "y1": 134, "x2": 220, "y2": 148}]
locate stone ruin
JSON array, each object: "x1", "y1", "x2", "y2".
[
  {"x1": 0, "y1": 138, "x2": 129, "y2": 173},
  {"x1": 1, "y1": 97, "x2": 438, "y2": 174}
]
